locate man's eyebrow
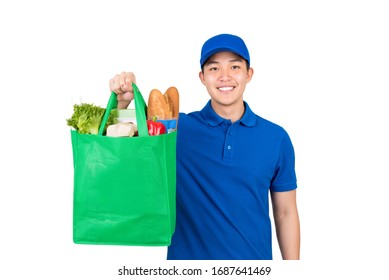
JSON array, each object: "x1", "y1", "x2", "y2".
[{"x1": 229, "y1": 58, "x2": 244, "y2": 63}]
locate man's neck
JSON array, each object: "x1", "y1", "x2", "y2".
[{"x1": 210, "y1": 100, "x2": 245, "y2": 123}]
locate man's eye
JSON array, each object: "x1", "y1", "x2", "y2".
[
  {"x1": 232, "y1": 65, "x2": 240, "y2": 70},
  {"x1": 209, "y1": 67, "x2": 218, "y2": 71}
]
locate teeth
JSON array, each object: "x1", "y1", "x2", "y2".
[{"x1": 219, "y1": 87, "x2": 233, "y2": 91}]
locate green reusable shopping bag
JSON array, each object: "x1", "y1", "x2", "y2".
[{"x1": 71, "y1": 83, "x2": 176, "y2": 246}]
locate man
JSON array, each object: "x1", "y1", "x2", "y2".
[{"x1": 110, "y1": 34, "x2": 300, "y2": 260}]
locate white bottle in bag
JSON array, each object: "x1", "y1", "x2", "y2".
[{"x1": 106, "y1": 109, "x2": 138, "y2": 137}]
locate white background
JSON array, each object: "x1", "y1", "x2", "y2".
[{"x1": 1, "y1": 0, "x2": 388, "y2": 279}]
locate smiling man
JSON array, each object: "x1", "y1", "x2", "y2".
[{"x1": 110, "y1": 34, "x2": 300, "y2": 260}]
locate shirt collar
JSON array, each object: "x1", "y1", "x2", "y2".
[{"x1": 201, "y1": 100, "x2": 257, "y2": 127}]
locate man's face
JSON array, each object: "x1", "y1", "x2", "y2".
[{"x1": 199, "y1": 51, "x2": 253, "y2": 108}]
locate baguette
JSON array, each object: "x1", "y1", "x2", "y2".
[
  {"x1": 165, "y1": 87, "x2": 179, "y2": 119},
  {"x1": 147, "y1": 87, "x2": 179, "y2": 120}
]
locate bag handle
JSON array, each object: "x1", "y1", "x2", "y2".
[{"x1": 98, "y1": 83, "x2": 149, "y2": 137}]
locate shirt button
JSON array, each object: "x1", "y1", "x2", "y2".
[{"x1": 227, "y1": 145, "x2": 232, "y2": 150}]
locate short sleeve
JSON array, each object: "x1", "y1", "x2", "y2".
[{"x1": 270, "y1": 131, "x2": 298, "y2": 192}]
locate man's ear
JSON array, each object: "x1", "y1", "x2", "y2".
[
  {"x1": 246, "y1": 67, "x2": 254, "y2": 83},
  {"x1": 199, "y1": 71, "x2": 206, "y2": 85}
]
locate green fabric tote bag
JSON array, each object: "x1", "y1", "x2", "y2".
[{"x1": 71, "y1": 83, "x2": 176, "y2": 246}]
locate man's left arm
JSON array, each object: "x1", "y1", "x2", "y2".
[{"x1": 271, "y1": 189, "x2": 300, "y2": 260}]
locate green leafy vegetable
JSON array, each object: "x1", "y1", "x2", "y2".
[{"x1": 67, "y1": 103, "x2": 118, "y2": 134}]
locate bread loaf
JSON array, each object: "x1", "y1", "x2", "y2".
[
  {"x1": 147, "y1": 87, "x2": 179, "y2": 120},
  {"x1": 165, "y1": 87, "x2": 179, "y2": 119}
]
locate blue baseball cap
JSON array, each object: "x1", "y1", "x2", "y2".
[{"x1": 200, "y1": 34, "x2": 250, "y2": 67}]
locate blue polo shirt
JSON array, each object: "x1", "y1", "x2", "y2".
[{"x1": 167, "y1": 100, "x2": 297, "y2": 260}]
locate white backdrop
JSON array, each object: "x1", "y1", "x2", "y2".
[{"x1": 1, "y1": 0, "x2": 388, "y2": 279}]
